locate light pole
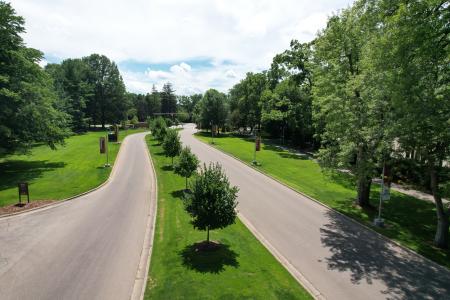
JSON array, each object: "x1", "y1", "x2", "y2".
[
  {"x1": 374, "y1": 163, "x2": 388, "y2": 227},
  {"x1": 210, "y1": 122, "x2": 214, "y2": 144}
]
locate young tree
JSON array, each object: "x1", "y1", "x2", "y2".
[
  {"x1": 0, "y1": 1, "x2": 69, "y2": 154},
  {"x1": 175, "y1": 146, "x2": 200, "y2": 189},
  {"x1": 162, "y1": 129, "x2": 182, "y2": 166},
  {"x1": 150, "y1": 117, "x2": 167, "y2": 141},
  {"x1": 185, "y1": 163, "x2": 238, "y2": 243}
]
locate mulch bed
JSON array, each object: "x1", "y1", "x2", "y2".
[{"x1": 0, "y1": 200, "x2": 56, "y2": 216}]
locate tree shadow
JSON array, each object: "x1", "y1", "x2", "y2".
[
  {"x1": 161, "y1": 165, "x2": 173, "y2": 171},
  {"x1": 262, "y1": 144, "x2": 309, "y2": 160},
  {"x1": 0, "y1": 160, "x2": 66, "y2": 191},
  {"x1": 179, "y1": 242, "x2": 239, "y2": 274},
  {"x1": 278, "y1": 152, "x2": 309, "y2": 160},
  {"x1": 320, "y1": 210, "x2": 450, "y2": 299},
  {"x1": 171, "y1": 189, "x2": 186, "y2": 199}
]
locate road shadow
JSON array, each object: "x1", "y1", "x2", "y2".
[
  {"x1": 0, "y1": 160, "x2": 66, "y2": 191},
  {"x1": 320, "y1": 210, "x2": 450, "y2": 299},
  {"x1": 179, "y1": 242, "x2": 239, "y2": 274}
]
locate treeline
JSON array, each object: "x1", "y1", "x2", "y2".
[
  {"x1": 191, "y1": 0, "x2": 449, "y2": 248},
  {"x1": 0, "y1": 1, "x2": 182, "y2": 155}
]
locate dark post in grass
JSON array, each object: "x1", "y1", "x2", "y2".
[
  {"x1": 185, "y1": 163, "x2": 239, "y2": 245},
  {"x1": 252, "y1": 130, "x2": 261, "y2": 165},
  {"x1": 18, "y1": 182, "x2": 30, "y2": 204}
]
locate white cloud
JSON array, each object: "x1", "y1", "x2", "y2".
[
  {"x1": 11, "y1": 0, "x2": 354, "y2": 94},
  {"x1": 225, "y1": 69, "x2": 237, "y2": 79}
]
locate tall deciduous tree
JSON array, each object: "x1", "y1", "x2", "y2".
[
  {"x1": 229, "y1": 72, "x2": 267, "y2": 132},
  {"x1": 185, "y1": 163, "x2": 238, "y2": 243},
  {"x1": 365, "y1": 0, "x2": 450, "y2": 248},
  {"x1": 312, "y1": 3, "x2": 384, "y2": 207},
  {"x1": 0, "y1": 1, "x2": 69, "y2": 154},
  {"x1": 199, "y1": 89, "x2": 228, "y2": 132},
  {"x1": 82, "y1": 54, "x2": 128, "y2": 128},
  {"x1": 46, "y1": 58, "x2": 92, "y2": 132}
]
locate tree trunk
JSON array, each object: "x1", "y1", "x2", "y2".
[
  {"x1": 430, "y1": 167, "x2": 449, "y2": 249},
  {"x1": 356, "y1": 175, "x2": 372, "y2": 207},
  {"x1": 206, "y1": 226, "x2": 210, "y2": 244},
  {"x1": 171, "y1": 156, "x2": 174, "y2": 166},
  {"x1": 185, "y1": 177, "x2": 188, "y2": 190}
]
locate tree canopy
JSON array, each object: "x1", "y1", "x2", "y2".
[
  {"x1": 185, "y1": 163, "x2": 239, "y2": 243},
  {"x1": 0, "y1": 1, "x2": 69, "y2": 154}
]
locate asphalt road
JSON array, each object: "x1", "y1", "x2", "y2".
[
  {"x1": 180, "y1": 124, "x2": 450, "y2": 300},
  {"x1": 0, "y1": 132, "x2": 154, "y2": 300}
]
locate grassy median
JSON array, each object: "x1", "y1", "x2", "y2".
[
  {"x1": 195, "y1": 132, "x2": 450, "y2": 269},
  {"x1": 145, "y1": 135, "x2": 311, "y2": 299},
  {"x1": 0, "y1": 129, "x2": 145, "y2": 207}
]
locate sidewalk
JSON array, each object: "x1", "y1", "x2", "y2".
[{"x1": 373, "y1": 178, "x2": 449, "y2": 205}]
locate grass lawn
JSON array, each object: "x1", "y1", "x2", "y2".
[
  {"x1": 195, "y1": 132, "x2": 450, "y2": 269},
  {"x1": 145, "y1": 135, "x2": 311, "y2": 300},
  {"x1": 0, "y1": 128, "x2": 145, "y2": 207}
]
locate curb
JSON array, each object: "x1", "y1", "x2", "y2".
[
  {"x1": 0, "y1": 133, "x2": 136, "y2": 220},
  {"x1": 130, "y1": 134, "x2": 158, "y2": 300},
  {"x1": 238, "y1": 212, "x2": 325, "y2": 300},
  {"x1": 194, "y1": 134, "x2": 450, "y2": 285}
]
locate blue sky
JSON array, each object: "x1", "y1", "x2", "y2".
[{"x1": 11, "y1": 0, "x2": 353, "y2": 95}]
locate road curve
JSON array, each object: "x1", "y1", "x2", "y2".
[
  {"x1": 0, "y1": 132, "x2": 154, "y2": 300},
  {"x1": 180, "y1": 124, "x2": 450, "y2": 300}
]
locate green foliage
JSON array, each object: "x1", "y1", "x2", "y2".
[
  {"x1": 45, "y1": 58, "x2": 92, "y2": 132},
  {"x1": 179, "y1": 94, "x2": 202, "y2": 122},
  {"x1": 198, "y1": 89, "x2": 228, "y2": 130},
  {"x1": 150, "y1": 117, "x2": 167, "y2": 141},
  {"x1": 185, "y1": 163, "x2": 238, "y2": 241},
  {"x1": 229, "y1": 72, "x2": 267, "y2": 130},
  {"x1": 82, "y1": 54, "x2": 128, "y2": 127},
  {"x1": 0, "y1": 1, "x2": 70, "y2": 154},
  {"x1": 145, "y1": 136, "x2": 311, "y2": 299},
  {"x1": 174, "y1": 146, "x2": 200, "y2": 189},
  {"x1": 160, "y1": 82, "x2": 177, "y2": 114},
  {"x1": 194, "y1": 132, "x2": 450, "y2": 269},
  {"x1": 162, "y1": 128, "x2": 182, "y2": 165},
  {"x1": 312, "y1": 3, "x2": 388, "y2": 206},
  {"x1": 361, "y1": 0, "x2": 450, "y2": 247}
]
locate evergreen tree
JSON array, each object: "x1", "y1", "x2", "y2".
[
  {"x1": 160, "y1": 82, "x2": 177, "y2": 115},
  {"x1": 146, "y1": 85, "x2": 161, "y2": 117}
]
